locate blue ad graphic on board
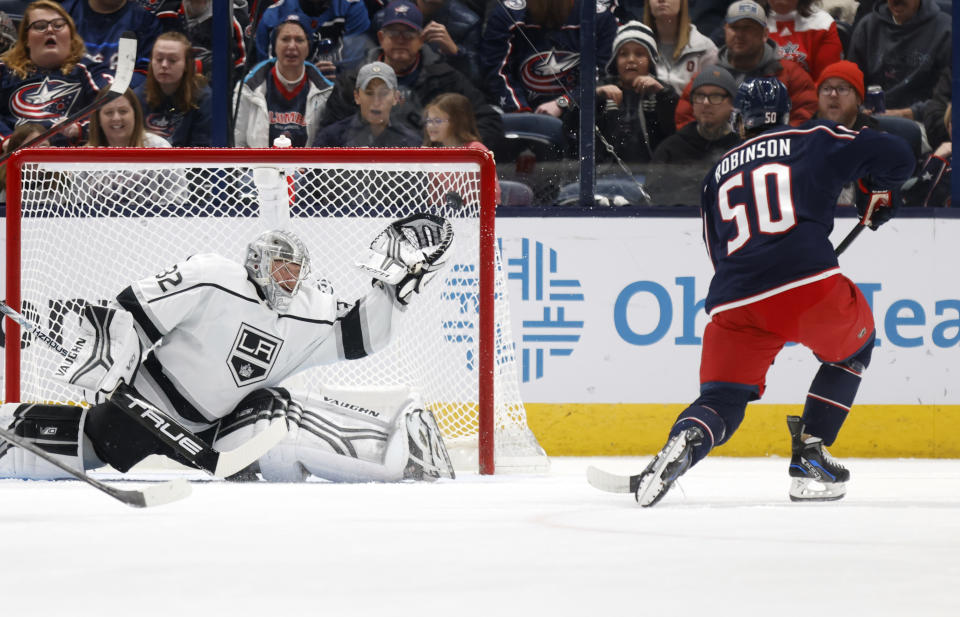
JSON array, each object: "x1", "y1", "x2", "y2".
[
  {"x1": 438, "y1": 238, "x2": 585, "y2": 383},
  {"x1": 614, "y1": 277, "x2": 960, "y2": 349},
  {"x1": 503, "y1": 238, "x2": 584, "y2": 382}
]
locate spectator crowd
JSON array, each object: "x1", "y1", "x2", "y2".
[{"x1": 0, "y1": 0, "x2": 952, "y2": 207}]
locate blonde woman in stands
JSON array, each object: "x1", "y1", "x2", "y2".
[
  {"x1": 643, "y1": 0, "x2": 718, "y2": 97},
  {"x1": 0, "y1": 1, "x2": 111, "y2": 146}
]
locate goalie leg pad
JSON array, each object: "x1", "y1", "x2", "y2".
[
  {"x1": 257, "y1": 392, "x2": 407, "y2": 482},
  {"x1": 213, "y1": 388, "x2": 302, "y2": 482},
  {"x1": 0, "y1": 403, "x2": 97, "y2": 479},
  {"x1": 53, "y1": 304, "x2": 142, "y2": 404},
  {"x1": 240, "y1": 388, "x2": 453, "y2": 483}
]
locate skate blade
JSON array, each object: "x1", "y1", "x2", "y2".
[
  {"x1": 789, "y1": 477, "x2": 847, "y2": 502},
  {"x1": 636, "y1": 433, "x2": 690, "y2": 507}
]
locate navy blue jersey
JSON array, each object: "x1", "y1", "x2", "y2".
[
  {"x1": 480, "y1": 0, "x2": 616, "y2": 112},
  {"x1": 701, "y1": 120, "x2": 915, "y2": 315},
  {"x1": 134, "y1": 83, "x2": 212, "y2": 146},
  {"x1": 62, "y1": 0, "x2": 163, "y2": 88},
  {"x1": 266, "y1": 68, "x2": 310, "y2": 147},
  {"x1": 0, "y1": 59, "x2": 107, "y2": 140}
]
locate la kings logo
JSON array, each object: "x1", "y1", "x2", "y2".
[{"x1": 227, "y1": 323, "x2": 283, "y2": 387}]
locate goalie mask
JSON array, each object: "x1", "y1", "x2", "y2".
[{"x1": 245, "y1": 230, "x2": 311, "y2": 311}]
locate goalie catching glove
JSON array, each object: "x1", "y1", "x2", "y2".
[
  {"x1": 356, "y1": 212, "x2": 454, "y2": 305},
  {"x1": 52, "y1": 304, "x2": 142, "y2": 404}
]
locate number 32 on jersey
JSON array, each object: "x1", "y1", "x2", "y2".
[{"x1": 718, "y1": 162, "x2": 797, "y2": 255}]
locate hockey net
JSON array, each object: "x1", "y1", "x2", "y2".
[{"x1": 4, "y1": 147, "x2": 548, "y2": 474}]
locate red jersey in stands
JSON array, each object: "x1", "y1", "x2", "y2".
[{"x1": 767, "y1": 9, "x2": 843, "y2": 81}]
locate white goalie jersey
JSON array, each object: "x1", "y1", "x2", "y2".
[{"x1": 115, "y1": 253, "x2": 402, "y2": 429}]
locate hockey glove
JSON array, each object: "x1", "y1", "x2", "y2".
[
  {"x1": 356, "y1": 213, "x2": 454, "y2": 305},
  {"x1": 855, "y1": 178, "x2": 899, "y2": 230},
  {"x1": 52, "y1": 305, "x2": 142, "y2": 404}
]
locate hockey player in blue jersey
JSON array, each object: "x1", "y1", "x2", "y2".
[{"x1": 630, "y1": 77, "x2": 916, "y2": 507}]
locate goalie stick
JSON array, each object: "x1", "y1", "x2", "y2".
[
  {"x1": 0, "y1": 31, "x2": 136, "y2": 167},
  {"x1": 0, "y1": 426, "x2": 190, "y2": 508},
  {"x1": 0, "y1": 301, "x2": 287, "y2": 479}
]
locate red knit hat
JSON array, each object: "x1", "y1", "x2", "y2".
[{"x1": 816, "y1": 60, "x2": 865, "y2": 100}]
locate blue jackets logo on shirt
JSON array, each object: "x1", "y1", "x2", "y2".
[
  {"x1": 11, "y1": 78, "x2": 81, "y2": 121},
  {"x1": 520, "y1": 50, "x2": 580, "y2": 95},
  {"x1": 227, "y1": 323, "x2": 284, "y2": 387},
  {"x1": 144, "y1": 111, "x2": 179, "y2": 138}
]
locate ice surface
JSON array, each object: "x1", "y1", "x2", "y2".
[{"x1": 1, "y1": 457, "x2": 958, "y2": 616}]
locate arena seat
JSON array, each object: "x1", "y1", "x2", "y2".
[{"x1": 498, "y1": 180, "x2": 534, "y2": 206}]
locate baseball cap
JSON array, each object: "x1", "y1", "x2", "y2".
[
  {"x1": 725, "y1": 0, "x2": 766, "y2": 27},
  {"x1": 690, "y1": 66, "x2": 738, "y2": 99},
  {"x1": 357, "y1": 61, "x2": 398, "y2": 91},
  {"x1": 381, "y1": 0, "x2": 423, "y2": 31},
  {"x1": 816, "y1": 60, "x2": 865, "y2": 99}
]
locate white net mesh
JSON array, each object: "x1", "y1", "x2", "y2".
[{"x1": 8, "y1": 150, "x2": 547, "y2": 472}]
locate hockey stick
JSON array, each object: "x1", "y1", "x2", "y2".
[
  {"x1": 0, "y1": 426, "x2": 190, "y2": 508},
  {"x1": 586, "y1": 465, "x2": 642, "y2": 494},
  {"x1": 835, "y1": 184, "x2": 887, "y2": 257},
  {"x1": 0, "y1": 31, "x2": 136, "y2": 167},
  {"x1": 0, "y1": 301, "x2": 287, "y2": 478},
  {"x1": 834, "y1": 223, "x2": 865, "y2": 257}
]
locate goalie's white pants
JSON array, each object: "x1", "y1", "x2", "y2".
[{"x1": 213, "y1": 387, "x2": 422, "y2": 483}]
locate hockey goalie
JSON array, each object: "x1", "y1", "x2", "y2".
[{"x1": 0, "y1": 213, "x2": 456, "y2": 483}]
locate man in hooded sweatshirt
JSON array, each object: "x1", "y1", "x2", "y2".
[{"x1": 847, "y1": 0, "x2": 951, "y2": 124}]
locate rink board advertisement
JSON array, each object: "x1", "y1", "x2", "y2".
[
  {"x1": 494, "y1": 217, "x2": 959, "y2": 406},
  {"x1": 2, "y1": 216, "x2": 958, "y2": 456},
  {"x1": 493, "y1": 216, "x2": 959, "y2": 457}
]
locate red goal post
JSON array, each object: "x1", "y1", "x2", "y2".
[{"x1": 4, "y1": 147, "x2": 547, "y2": 474}]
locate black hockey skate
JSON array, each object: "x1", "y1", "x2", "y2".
[
  {"x1": 403, "y1": 408, "x2": 455, "y2": 481},
  {"x1": 634, "y1": 427, "x2": 703, "y2": 507},
  {"x1": 786, "y1": 415, "x2": 849, "y2": 502}
]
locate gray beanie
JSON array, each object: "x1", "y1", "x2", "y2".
[
  {"x1": 690, "y1": 66, "x2": 738, "y2": 99},
  {"x1": 607, "y1": 21, "x2": 659, "y2": 74}
]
